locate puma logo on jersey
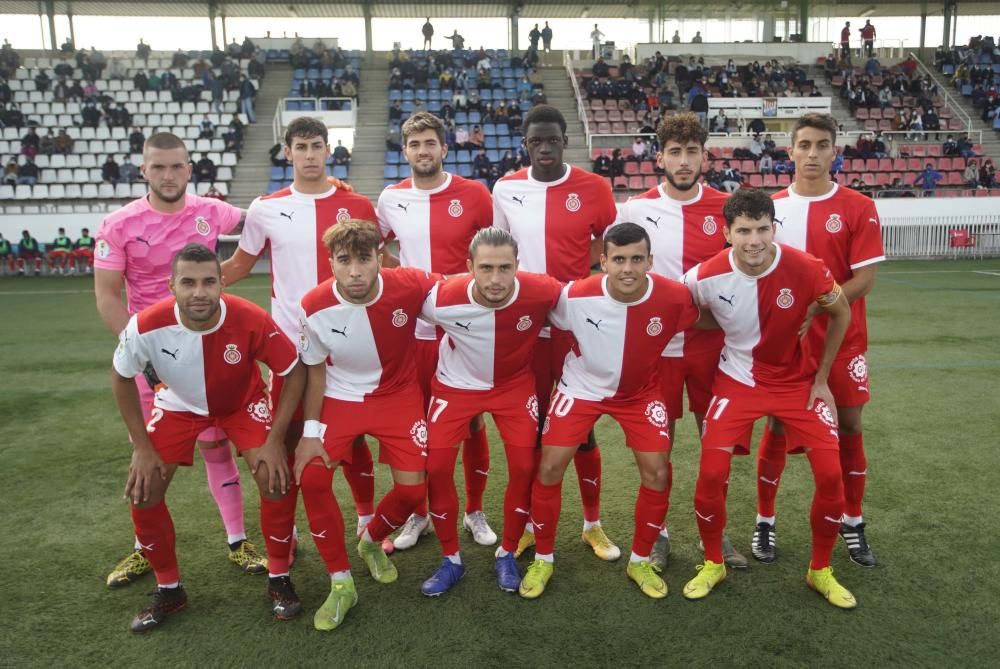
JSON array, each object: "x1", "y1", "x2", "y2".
[
  {"x1": 759, "y1": 476, "x2": 779, "y2": 486},
  {"x1": 279, "y1": 211, "x2": 293, "y2": 221},
  {"x1": 585, "y1": 317, "x2": 602, "y2": 330},
  {"x1": 718, "y1": 294, "x2": 735, "y2": 307},
  {"x1": 695, "y1": 511, "x2": 715, "y2": 523},
  {"x1": 135, "y1": 236, "x2": 151, "y2": 246},
  {"x1": 645, "y1": 216, "x2": 661, "y2": 228},
  {"x1": 161, "y1": 348, "x2": 179, "y2": 360},
  {"x1": 455, "y1": 321, "x2": 471, "y2": 331},
  {"x1": 512, "y1": 195, "x2": 525, "y2": 205},
  {"x1": 774, "y1": 217, "x2": 785, "y2": 227},
  {"x1": 396, "y1": 202, "x2": 410, "y2": 213},
  {"x1": 330, "y1": 326, "x2": 348, "y2": 337}
]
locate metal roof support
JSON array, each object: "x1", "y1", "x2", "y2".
[
  {"x1": 919, "y1": 0, "x2": 928, "y2": 48},
  {"x1": 363, "y1": 0, "x2": 373, "y2": 55},
  {"x1": 799, "y1": 0, "x2": 809, "y2": 42},
  {"x1": 44, "y1": 0, "x2": 56, "y2": 50},
  {"x1": 208, "y1": 0, "x2": 218, "y2": 51}
]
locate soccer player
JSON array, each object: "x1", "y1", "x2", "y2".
[
  {"x1": 47, "y1": 227, "x2": 74, "y2": 274},
  {"x1": 221, "y1": 117, "x2": 381, "y2": 546},
  {"x1": 73, "y1": 227, "x2": 96, "y2": 274},
  {"x1": 293, "y1": 220, "x2": 433, "y2": 630},
  {"x1": 493, "y1": 104, "x2": 621, "y2": 561},
  {"x1": 419, "y1": 228, "x2": 563, "y2": 596},
  {"x1": 112, "y1": 244, "x2": 305, "y2": 632},
  {"x1": 94, "y1": 132, "x2": 262, "y2": 588},
  {"x1": 0, "y1": 233, "x2": 14, "y2": 274},
  {"x1": 753, "y1": 113, "x2": 884, "y2": 568},
  {"x1": 519, "y1": 223, "x2": 700, "y2": 600},
  {"x1": 377, "y1": 111, "x2": 496, "y2": 550},
  {"x1": 16, "y1": 230, "x2": 43, "y2": 275},
  {"x1": 681, "y1": 188, "x2": 857, "y2": 609},
  {"x1": 613, "y1": 111, "x2": 747, "y2": 570}
]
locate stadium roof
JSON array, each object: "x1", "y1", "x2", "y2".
[{"x1": 0, "y1": 1, "x2": 996, "y2": 20}]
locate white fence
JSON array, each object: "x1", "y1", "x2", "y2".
[{"x1": 877, "y1": 198, "x2": 1000, "y2": 258}]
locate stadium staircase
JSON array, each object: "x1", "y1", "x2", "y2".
[
  {"x1": 348, "y1": 52, "x2": 392, "y2": 201},
  {"x1": 536, "y1": 60, "x2": 590, "y2": 169},
  {"x1": 918, "y1": 60, "x2": 1000, "y2": 169},
  {"x1": 227, "y1": 63, "x2": 294, "y2": 208}
]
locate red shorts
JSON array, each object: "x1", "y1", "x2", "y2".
[
  {"x1": 136, "y1": 378, "x2": 225, "y2": 442},
  {"x1": 701, "y1": 373, "x2": 840, "y2": 455},
  {"x1": 541, "y1": 390, "x2": 672, "y2": 453},
  {"x1": 532, "y1": 328, "x2": 576, "y2": 416},
  {"x1": 658, "y1": 348, "x2": 720, "y2": 420},
  {"x1": 415, "y1": 338, "x2": 440, "y2": 405},
  {"x1": 48, "y1": 249, "x2": 70, "y2": 258},
  {"x1": 145, "y1": 395, "x2": 272, "y2": 465},
  {"x1": 73, "y1": 248, "x2": 93, "y2": 259},
  {"x1": 427, "y1": 373, "x2": 538, "y2": 449},
  {"x1": 827, "y1": 352, "x2": 871, "y2": 408},
  {"x1": 269, "y1": 369, "x2": 304, "y2": 422},
  {"x1": 320, "y1": 386, "x2": 428, "y2": 472}
]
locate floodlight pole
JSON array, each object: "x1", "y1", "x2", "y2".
[
  {"x1": 363, "y1": 1, "x2": 373, "y2": 55},
  {"x1": 44, "y1": 0, "x2": 57, "y2": 51},
  {"x1": 208, "y1": 0, "x2": 219, "y2": 51},
  {"x1": 798, "y1": 0, "x2": 809, "y2": 42}
]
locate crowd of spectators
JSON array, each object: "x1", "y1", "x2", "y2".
[{"x1": 935, "y1": 36, "x2": 1000, "y2": 130}]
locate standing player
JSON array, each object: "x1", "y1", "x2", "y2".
[
  {"x1": 47, "y1": 227, "x2": 74, "y2": 274},
  {"x1": 377, "y1": 111, "x2": 497, "y2": 550},
  {"x1": 94, "y1": 132, "x2": 263, "y2": 587},
  {"x1": 221, "y1": 117, "x2": 381, "y2": 545},
  {"x1": 419, "y1": 228, "x2": 563, "y2": 596},
  {"x1": 613, "y1": 112, "x2": 746, "y2": 570},
  {"x1": 492, "y1": 104, "x2": 620, "y2": 561},
  {"x1": 753, "y1": 113, "x2": 884, "y2": 567},
  {"x1": 519, "y1": 223, "x2": 700, "y2": 600},
  {"x1": 293, "y1": 221, "x2": 433, "y2": 630},
  {"x1": 681, "y1": 189, "x2": 856, "y2": 609},
  {"x1": 73, "y1": 227, "x2": 96, "y2": 274},
  {"x1": 112, "y1": 244, "x2": 305, "y2": 632}
]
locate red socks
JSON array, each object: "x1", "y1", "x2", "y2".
[
  {"x1": 500, "y1": 446, "x2": 537, "y2": 553},
  {"x1": 131, "y1": 501, "x2": 179, "y2": 585},
  {"x1": 341, "y1": 436, "x2": 375, "y2": 517},
  {"x1": 574, "y1": 444, "x2": 602, "y2": 522},
  {"x1": 839, "y1": 432, "x2": 867, "y2": 517},
  {"x1": 694, "y1": 448, "x2": 733, "y2": 564},
  {"x1": 427, "y1": 447, "x2": 460, "y2": 555},
  {"x1": 299, "y1": 464, "x2": 350, "y2": 573},
  {"x1": 632, "y1": 485, "x2": 670, "y2": 557},
  {"x1": 462, "y1": 425, "x2": 490, "y2": 514},
  {"x1": 529, "y1": 479, "x2": 563, "y2": 555},
  {"x1": 366, "y1": 481, "x2": 427, "y2": 542},
  {"x1": 807, "y1": 448, "x2": 845, "y2": 569},
  {"x1": 259, "y1": 485, "x2": 298, "y2": 576},
  {"x1": 756, "y1": 426, "x2": 788, "y2": 518}
]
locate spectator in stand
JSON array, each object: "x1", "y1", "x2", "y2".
[
  {"x1": 980, "y1": 160, "x2": 996, "y2": 189},
  {"x1": 422, "y1": 17, "x2": 434, "y2": 49},
  {"x1": 39, "y1": 129, "x2": 57, "y2": 156},
  {"x1": 2, "y1": 158, "x2": 17, "y2": 184},
  {"x1": 907, "y1": 113, "x2": 924, "y2": 140},
  {"x1": 590, "y1": 24, "x2": 605, "y2": 58},
  {"x1": 671, "y1": 30, "x2": 681, "y2": 44},
  {"x1": 773, "y1": 157, "x2": 788, "y2": 176},
  {"x1": 269, "y1": 142, "x2": 289, "y2": 167},
  {"x1": 749, "y1": 134, "x2": 764, "y2": 158},
  {"x1": 239, "y1": 76, "x2": 257, "y2": 123},
  {"x1": 860, "y1": 20, "x2": 877, "y2": 57},
  {"x1": 386, "y1": 124, "x2": 402, "y2": 151},
  {"x1": 204, "y1": 184, "x2": 227, "y2": 201},
  {"x1": 921, "y1": 107, "x2": 941, "y2": 139},
  {"x1": 16, "y1": 157, "x2": 39, "y2": 185},
  {"x1": 840, "y1": 22, "x2": 852, "y2": 58},
  {"x1": 447, "y1": 30, "x2": 465, "y2": 51},
  {"x1": 964, "y1": 160, "x2": 980, "y2": 188},
  {"x1": 128, "y1": 127, "x2": 146, "y2": 155},
  {"x1": 454, "y1": 125, "x2": 470, "y2": 149},
  {"x1": 610, "y1": 148, "x2": 625, "y2": 177},
  {"x1": 332, "y1": 140, "x2": 351, "y2": 166},
  {"x1": 194, "y1": 153, "x2": 217, "y2": 184},
  {"x1": 692, "y1": 31, "x2": 703, "y2": 44},
  {"x1": 120, "y1": 156, "x2": 139, "y2": 184},
  {"x1": 957, "y1": 135, "x2": 976, "y2": 158},
  {"x1": 830, "y1": 151, "x2": 844, "y2": 176},
  {"x1": 199, "y1": 115, "x2": 216, "y2": 139},
  {"x1": 529, "y1": 24, "x2": 542, "y2": 51},
  {"x1": 541, "y1": 22, "x2": 553, "y2": 52},
  {"x1": 630, "y1": 136, "x2": 648, "y2": 160},
  {"x1": 882, "y1": 177, "x2": 911, "y2": 197},
  {"x1": 389, "y1": 99, "x2": 403, "y2": 122},
  {"x1": 60, "y1": 38, "x2": 74, "y2": 54},
  {"x1": 17, "y1": 230, "x2": 43, "y2": 275},
  {"x1": 101, "y1": 155, "x2": 120, "y2": 184},
  {"x1": 721, "y1": 161, "x2": 742, "y2": 193},
  {"x1": 688, "y1": 84, "x2": 709, "y2": 127},
  {"x1": 593, "y1": 151, "x2": 612, "y2": 177},
  {"x1": 21, "y1": 127, "x2": 40, "y2": 157},
  {"x1": 759, "y1": 153, "x2": 774, "y2": 174},
  {"x1": 469, "y1": 124, "x2": 485, "y2": 148},
  {"x1": 711, "y1": 109, "x2": 729, "y2": 134},
  {"x1": 748, "y1": 117, "x2": 766, "y2": 136},
  {"x1": 592, "y1": 56, "x2": 610, "y2": 79},
  {"x1": 943, "y1": 135, "x2": 958, "y2": 156},
  {"x1": 473, "y1": 148, "x2": 491, "y2": 180},
  {"x1": 913, "y1": 163, "x2": 944, "y2": 195},
  {"x1": 34, "y1": 68, "x2": 51, "y2": 92},
  {"x1": 136, "y1": 39, "x2": 150, "y2": 61}
]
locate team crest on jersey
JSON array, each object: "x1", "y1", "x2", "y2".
[
  {"x1": 392, "y1": 308, "x2": 409, "y2": 327},
  {"x1": 526, "y1": 395, "x2": 539, "y2": 421},
  {"x1": 645, "y1": 401, "x2": 668, "y2": 428},
  {"x1": 825, "y1": 214, "x2": 843, "y2": 233},
  {"x1": 336, "y1": 208, "x2": 351, "y2": 224},
  {"x1": 224, "y1": 344, "x2": 242, "y2": 364},
  {"x1": 565, "y1": 193, "x2": 581, "y2": 212},
  {"x1": 815, "y1": 401, "x2": 838, "y2": 430},
  {"x1": 646, "y1": 317, "x2": 663, "y2": 336},
  {"x1": 847, "y1": 354, "x2": 869, "y2": 384},
  {"x1": 247, "y1": 397, "x2": 272, "y2": 424},
  {"x1": 702, "y1": 216, "x2": 718, "y2": 235},
  {"x1": 516, "y1": 315, "x2": 533, "y2": 331},
  {"x1": 448, "y1": 199, "x2": 464, "y2": 217},
  {"x1": 194, "y1": 216, "x2": 211, "y2": 236},
  {"x1": 776, "y1": 288, "x2": 795, "y2": 309},
  {"x1": 96, "y1": 239, "x2": 111, "y2": 259},
  {"x1": 410, "y1": 420, "x2": 428, "y2": 449}
]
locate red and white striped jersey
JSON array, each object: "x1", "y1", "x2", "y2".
[
  {"x1": 113, "y1": 295, "x2": 298, "y2": 416},
  {"x1": 772, "y1": 183, "x2": 884, "y2": 358},
  {"x1": 376, "y1": 173, "x2": 492, "y2": 339},
  {"x1": 298, "y1": 268, "x2": 438, "y2": 402},
  {"x1": 614, "y1": 182, "x2": 728, "y2": 356},
  {"x1": 420, "y1": 272, "x2": 564, "y2": 391},
  {"x1": 492, "y1": 164, "x2": 617, "y2": 281},
  {"x1": 238, "y1": 184, "x2": 377, "y2": 339},
  {"x1": 548, "y1": 273, "x2": 699, "y2": 401},
  {"x1": 683, "y1": 244, "x2": 837, "y2": 389}
]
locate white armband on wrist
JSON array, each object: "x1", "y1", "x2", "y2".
[{"x1": 302, "y1": 420, "x2": 327, "y2": 439}]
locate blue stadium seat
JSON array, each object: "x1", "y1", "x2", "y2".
[
  {"x1": 399, "y1": 164, "x2": 411, "y2": 178},
  {"x1": 469, "y1": 112, "x2": 482, "y2": 124},
  {"x1": 270, "y1": 166, "x2": 284, "y2": 180},
  {"x1": 498, "y1": 137, "x2": 514, "y2": 149},
  {"x1": 332, "y1": 165, "x2": 348, "y2": 179},
  {"x1": 484, "y1": 123, "x2": 496, "y2": 136},
  {"x1": 267, "y1": 180, "x2": 282, "y2": 193},
  {"x1": 457, "y1": 150, "x2": 472, "y2": 163},
  {"x1": 284, "y1": 166, "x2": 295, "y2": 179},
  {"x1": 456, "y1": 112, "x2": 468, "y2": 124},
  {"x1": 385, "y1": 151, "x2": 399, "y2": 164},
  {"x1": 485, "y1": 136, "x2": 498, "y2": 149},
  {"x1": 457, "y1": 164, "x2": 473, "y2": 177},
  {"x1": 487, "y1": 150, "x2": 501, "y2": 162},
  {"x1": 383, "y1": 165, "x2": 399, "y2": 179}
]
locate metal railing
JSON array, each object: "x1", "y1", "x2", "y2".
[
  {"x1": 271, "y1": 96, "x2": 357, "y2": 143},
  {"x1": 564, "y1": 50, "x2": 591, "y2": 140},
  {"x1": 881, "y1": 215, "x2": 1000, "y2": 258}
]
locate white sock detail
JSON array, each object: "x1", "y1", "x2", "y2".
[
  {"x1": 358, "y1": 514, "x2": 373, "y2": 528},
  {"x1": 227, "y1": 533, "x2": 247, "y2": 545},
  {"x1": 629, "y1": 551, "x2": 648, "y2": 563},
  {"x1": 158, "y1": 582, "x2": 179, "y2": 589},
  {"x1": 583, "y1": 520, "x2": 601, "y2": 531},
  {"x1": 534, "y1": 552, "x2": 554, "y2": 563},
  {"x1": 658, "y1": 527, "x2": 670, "y2": 539},
  {"x1": 495, "y1": 547, "x2": 510, "y2": 558},
  {"x1": 842, "y1": 514, "x2": 863, "y2": 527},
  {"x1": 268, "y1": 572, "x2": 289, "y2": 579},
  {"x1": 446, "y1": 553, "x2": 462, "y2": 565},
  {"x1": 756, "y1": 514, "x2": 776, "y2": 525},
  {"x1": 330, "y1": 570, "x2": 352, "y2": 582}
]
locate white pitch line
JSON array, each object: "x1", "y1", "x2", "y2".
[
  {"x1": 881, "y1": 269, "x2": 1000, "y2": 275},
  {"x1": 972, "y1": 271, "x2": 1000, "y2": 277}
]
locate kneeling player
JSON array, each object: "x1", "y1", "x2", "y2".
[
  {"x1": 419, "y1": 228, "x2": 562, "y2": 596},
  {"x1": 520, "y1": 223, "x2": 699, "y2": 600},
  {"x1": 293, "y1": 221, "x2": 432, "y2": 630},
  {"x1": 111, "y1": 244, "x2": 305, "y2": 633},
  {"x1": 681, "y1": 188, "x2": 857, "y2": 609}
]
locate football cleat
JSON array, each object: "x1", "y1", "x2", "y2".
[
  {"x1": 650, "y1": 534, "x2": 671, "y2": 570},
  {"x1": 840, "y1": 522, "x2": 877, "y2": 567},
  {"x1": 267, "y1": 575, "x2": 302, "y2": 620},
  {"x1": 228, "y1": 540, "x2": 268, "y2": 574},
  {"x1": 463, "y1": 511, "x2": 498, "y2": 546},
  {"x1": 807, "y1": 566, "x2": 858, "y2": 609},
  {"x1": 129, "y1": 585, "x2": 188, "y2": 633},
  {"x1": 518, "y1": 560, "x2": 554, "y2": 599},
  {"x1": 392, "y1": 513, "x2": 432, "y2": 551},
  {"x1": 357, "y1": 538, "x2": 398, "y2": 584},
  {"x1": 314, "y1": 579, "x2": 358, "y2": 631},
  {"x1": 682, "y1": 560, "x2": 727, "y2": 600},
  {"x1": 627, "y1": 560, "x2": 668, "y2": 599},
  {"x1": 699, "y1": 534, "x2": 749, "y2": 570},
  {"x1": 751, "y1": 522, "x2": 777, "y2": 563},
  {"x1": 495, "y1": 553, "x2": 522, "y2": 592},
  {"x1": 582, "y1": 525, "x2": 621, "y2": 561},
  {"x1": 421, "y1": 559, "x2": 466, "y2": 597},
  {"x1": 107, "y1": 549, "x2": 152, "y2": 588},
  {"x1": 514, "y1": 528, "x2": 535, "y2": 559}
]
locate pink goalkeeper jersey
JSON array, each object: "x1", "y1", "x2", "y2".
[{"x1": 95, "y1": 194, "x2": 242, "y2": 314}]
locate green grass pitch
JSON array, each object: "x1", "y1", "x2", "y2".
[{"x1": 1, "y1": 259, "x2": 998, "y2": 668}]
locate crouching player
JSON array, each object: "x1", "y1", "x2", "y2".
[
  {"x1": 111, "y1": 244, "x2": 305, "y2": 633},
  {"x1": 293, "y1": 220, "x2": 433, "y2": 630}
]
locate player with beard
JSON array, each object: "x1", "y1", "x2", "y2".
[
  {"x1": 612, "y1": 112, "x2": 747, "y2": 570},
  {"x1": 95, "y1": 132, "x2": 264, "y2": 588}
]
